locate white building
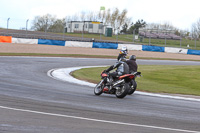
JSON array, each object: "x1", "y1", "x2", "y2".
[{"x1": 66, "y1": 21, "x2": 106, "y2": 34}]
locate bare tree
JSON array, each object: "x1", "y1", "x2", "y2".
[
  {"x1": 80, "y1": 11, "x2": 86, "y2": 21},
  {"x1": 116, "y1": 9, "x2": 128, "y2": 33},
  {"x1": 110, "y1": 8, "x2": 119, "y2": 34},
  {"x1": 31, "y1": 14, "x2": 56, "y2": 31},
  {"x1": 32, "y1": 14, "x2": 66, "y2": 33},
  {"x1": 98, "y1": 10, "x2": 106, "y2": 22},
  {"x1": 104, "y1": 9, "x2": 111, "y2": 25},
  {"x1": 191, "y1": 20, "x2": 200, "y2": 38},
  {"x1": 71, "y1": 13, "x2": 79, "y2": 21}
]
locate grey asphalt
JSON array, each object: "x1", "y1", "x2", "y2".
[{"x1": 0, "y1": 56, "x2": 200, "y2": 133}]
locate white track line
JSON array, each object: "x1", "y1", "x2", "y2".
[
  {"x1": 0, "y1": 105, "x2": 199, "y2": 133},
  {"x1": 48, "y1": 66, "x2": 200, "y2": 102}
]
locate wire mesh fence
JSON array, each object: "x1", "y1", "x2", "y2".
[{"x1": 0, "y1": 17, "x2": 199, "y2": 49}]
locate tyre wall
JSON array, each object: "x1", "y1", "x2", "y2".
[{"x1": 0, "y1": 36, "x2": 199, "y2": 56}]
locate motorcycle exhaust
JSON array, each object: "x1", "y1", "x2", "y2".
[{"x1": 113, "y1": 79, "x2": 124, "y2": 87}]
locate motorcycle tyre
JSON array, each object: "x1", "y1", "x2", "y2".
[
  {"x1": 94, "y1": 80, "x2": 104, "y2": 96},
  {"x1": 128, "y1": 81, "x2": 137, "y2": 95},
  {"x1": 115, "y1": 82, "x2": 129, "y2": 98}
]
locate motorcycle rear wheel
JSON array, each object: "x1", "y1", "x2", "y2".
[
  {"x1": 94, "y1": 80, "x2": 104, "y2": 95},
  {"x1": 128, "y1": 81, "x2": 137, "y2": 95},
  {"x1": 115, "y1": 83, "x2": 129, "y2": 98}
]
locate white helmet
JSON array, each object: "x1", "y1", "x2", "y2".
[{"x1": 119, "y1": 46, "x2": 128, "y2": 55}]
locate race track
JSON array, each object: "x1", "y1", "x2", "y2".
[{"x1": 0, "y1": 56, "x2": 200, "y2": 133}]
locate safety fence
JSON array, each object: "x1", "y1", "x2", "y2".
[{"x1": 0, "y1": 36, "x2": 200, "y2": 56}]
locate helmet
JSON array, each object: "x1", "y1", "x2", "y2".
[
  {"x1": 119, "y1": 46, "x2": 128, "y2": 55},
  {"x1": 129, "y1": 55, "x2": 136, "y2": 60}
]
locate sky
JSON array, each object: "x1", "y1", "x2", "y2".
[{"x1": 0, "y1": 0, "x2": 200, "y2": 30}]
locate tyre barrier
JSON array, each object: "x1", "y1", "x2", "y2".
[{"x1": 0, "y1": 36, "x2": 199, "y2": 56}]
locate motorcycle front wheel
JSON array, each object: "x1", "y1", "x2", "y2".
[
  {"x1": 115, "y1": 83, "x2": 129, "y2": 98},
  {"x1": 94, "y1": 80, "x2": 104, "y2": 95}
]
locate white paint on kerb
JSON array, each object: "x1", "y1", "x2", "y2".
[{"x1": 48, "y1": 66, "x2": 200, "y2": 102}]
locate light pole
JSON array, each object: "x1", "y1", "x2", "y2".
[
  {"x1": 7, "y1": 18, "x2": 10, "y2": 35},
  {"x1": 26, "y1": 19, "x2": 29, "y2": 31},
  {"x1": 7, "y1": 18, "x2": 10, "y2": 29},
  {"x1": 26, "y1": 19, "x2": 29, "y2": 37}
]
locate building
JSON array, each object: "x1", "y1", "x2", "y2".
[{"x1": 66, "y1": 21, "x2": 105, "y2": 34}]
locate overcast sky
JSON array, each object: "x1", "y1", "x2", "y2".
[{"x1": 0, "y1": 0, "x2": 199, "y2": 30}]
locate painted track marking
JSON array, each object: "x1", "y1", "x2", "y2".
[{"x1": 0, "y1": 105, "x2": 199, "y2": 133}]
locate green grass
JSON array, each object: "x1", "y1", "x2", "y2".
[
  {"x1": 62, "y1": 33, "x2": 200, "y2": 50},
  {"x1": 72, "y1": 65, "x2": 200, "y2": 96}
]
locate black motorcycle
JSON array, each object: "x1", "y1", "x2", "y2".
[{"x1": 94, "y1": 71, "x2": 140, "y2": 98}]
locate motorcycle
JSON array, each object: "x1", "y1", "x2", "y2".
[
  {"x1": 127, "y1": 72, "x2": 141, "y2": 95},
  {"x1": 94, "y1": 71, "x2": 141, "y2": 98}
]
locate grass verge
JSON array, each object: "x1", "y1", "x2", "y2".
[{"x1": 72, "y1": 65, "x2": 200, "y2": 96}]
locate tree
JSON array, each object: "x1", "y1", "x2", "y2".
[
  {"x1": 120, "y1": 23, "x2": 128, "y2": 33},
  {"x1": 31, "y1": 14, "x2": 56, "y2": 31},
  {"x1": 134, "y1": 19, "x2": 146, "y2": 34},
  {"x1": 127, "y1": 19, "x2": 146, "y2": 34},
  {"x1": 49, "y1": 19, "x2": 66, "y2": 33},
  {"x1": 110, "y1": 8, "x2": 119, "y2": 34},
  {"x1": 32, "y1": 14, "x2": 66, "y2": 33},
  {"x1": 191, "y1": 18, "x2": 200, "y2": 38}
]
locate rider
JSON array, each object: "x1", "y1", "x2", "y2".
[
  {"x1": 117, "y1": 46, "x2": 128, "y2": 61},
  {"x1": 126, "y1": 55, "x2": 138, "y2": 88},
  {"x1": 126, "y1": 55, "x2": 138, "y2": 73},
  {"x1": 104, "y1": 57, "x2": 129, "y2": 90}
]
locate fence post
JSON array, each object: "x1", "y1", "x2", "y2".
[
  {"x1": 116, "y1": 31, "x2": 118, "y2": 43},
  {"x1": 63, "y1": 26, "x2": 65, "y2": 40},
  {"x1": 133, "y1": 29, "x2": 135, "y2": 43},
  {"x1": 195, "y1": 37, "x2": 197, "y2": 49},
  {"x1": 149, "y1": 37, "x2": 151, "y2": 45}
]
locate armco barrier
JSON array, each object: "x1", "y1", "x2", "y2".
[
  {"x1": 165, "y1": 47, "x2": 188, "y2": 54},
  {"x1": 187, "y1": 49, "x2": 200, "y2": 55},
  {"x1": 118, "y1": 44, "x2": 142, "y2": 51},
  {"x1": 12, "y1": 38, "x2": 38, "y2": 44},
  {"x1": 92, "y1": 42, "x2": 118, "y2": 49},
  {"x1": 38, "y1": 39, "x2": 65, "y2": 46},
  {"x1": 65, "y1": 41, "x2": 93, "y2": 48},
  {"x1": 142, "y1": 45, "x2": 165, "y2": 52},
  {"x1": 0, "y1": 36, "x2": 12, "y2": 43}
]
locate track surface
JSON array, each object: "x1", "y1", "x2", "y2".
[{"x1": 0, "y1": 56, "x2": 200, "y2": 133}]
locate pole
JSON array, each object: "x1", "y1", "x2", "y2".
[
  {"x1": 7, "y1": 18, "x2": 10, "y2": 35},
  {"x1": 7, "y1": 18, "x2": 10, "y2": 29},
  {"x1": 63, "y1": 24, "x2": 65, "y2": 40},
  {"x1": 149, "y1": 37, "x2": 151, "y2": 45},
  {"x1": 133, "y1": 29, "x2": 135, "y2": 43},
  {"x1": 26, "y1": 19, "x2": 29, "y2": 37},
  {"x1": 82, "y1": 22, "x2": 84, "y2": 40},
  {"x1": 195, "y1": 37, "x2": 197, "y2": 49},
  {"x1": 116, "y1": 29, "x2": 118, "y2": 43}
]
